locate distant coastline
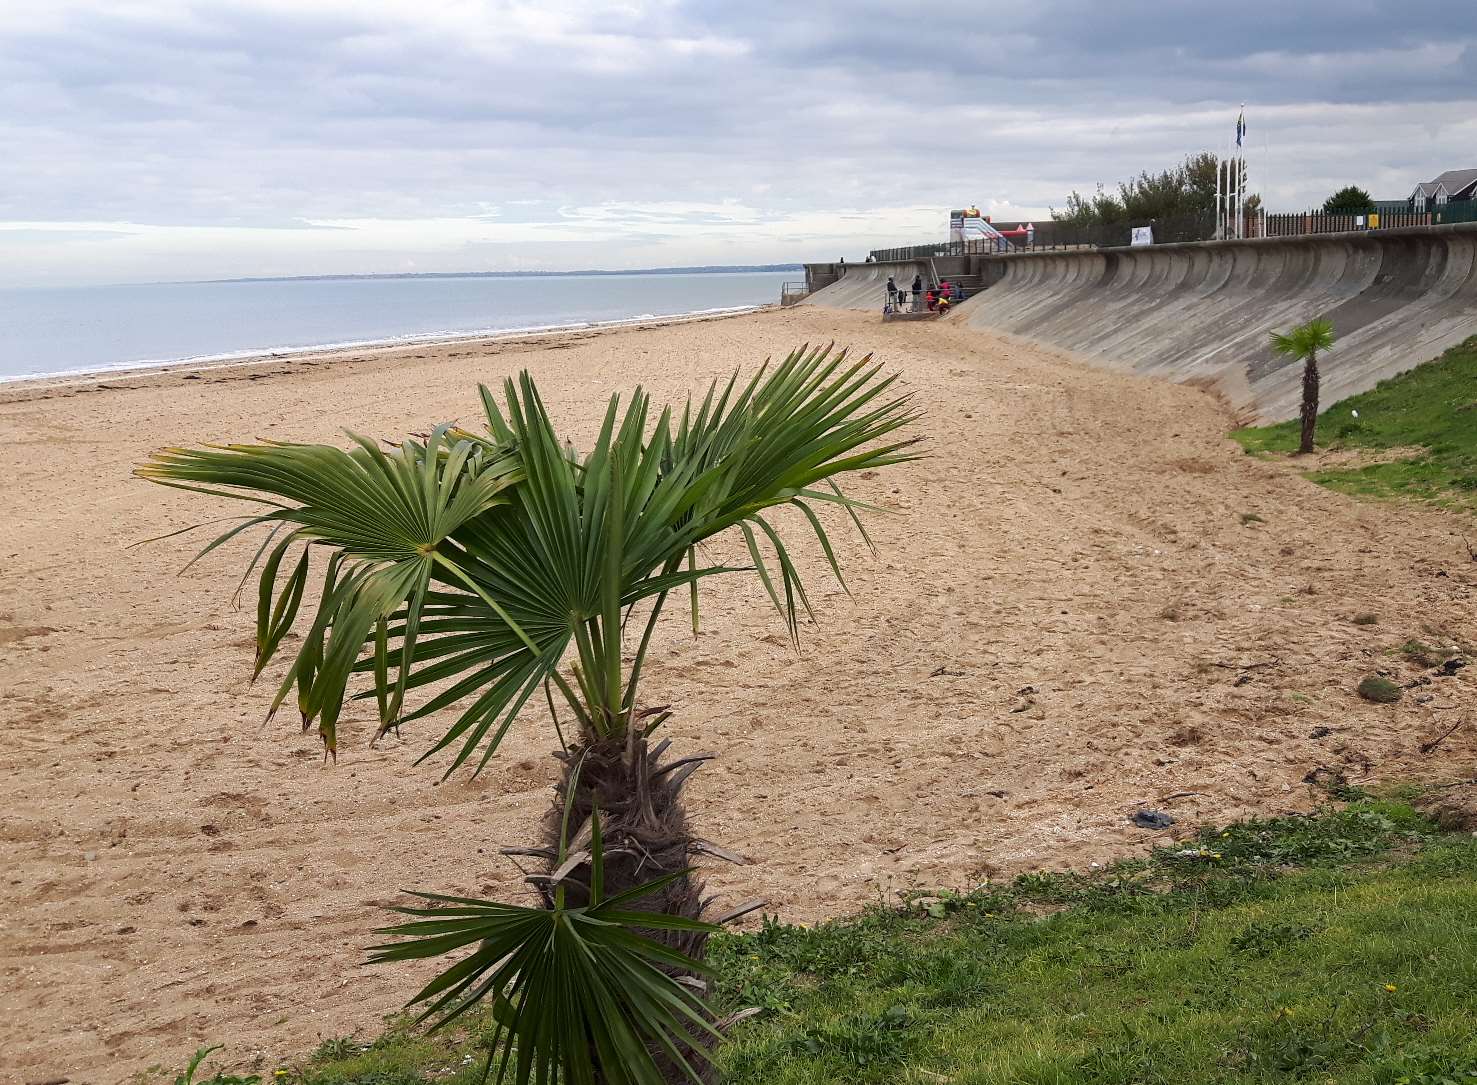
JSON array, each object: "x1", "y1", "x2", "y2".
[{"x1": 194, "y1": 264, "x2": 803, "y2": 286}]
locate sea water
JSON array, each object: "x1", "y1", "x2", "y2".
[{"x1": 0, "y1": 270, "x2": 795, "y2": 381}]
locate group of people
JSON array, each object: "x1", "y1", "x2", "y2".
[{"x1": 885, "y1": 274, "x2": 963, "y2": 314}]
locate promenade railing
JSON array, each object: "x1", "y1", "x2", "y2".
[
  {"x1": 780, "y1": 281, "x2": 810, "y2": 306},
  {"x1": 1264, "y1": 204, "x2": 1477, "y2": 236},
  {"x1": 870, "y1": 212, "x2": 1216, "y2": 261}
]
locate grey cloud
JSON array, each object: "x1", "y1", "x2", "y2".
[{"x1": 0, "y1": 0, "x2": 1473, "y2": 279}]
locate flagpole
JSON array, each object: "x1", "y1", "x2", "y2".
[
  {"x1": 1236, "y1": 103, "x2": 1246, "y2": 240},
  {"x1": 1231, "y1": 126, "x2": 1238, "y2": 240},
  {"x1": 1215, "y1": 145, "x2": 1223, "y2": 239},
  {"x1": 1223, "y1": 155, "x2": 1228, "y2": 240},
  {"x1": 1229, "y1": 118, "x2": 1237, "y2": 240},
  {"x1": 1222, "y1": 119, "x2": 1234, "y2": 240}
]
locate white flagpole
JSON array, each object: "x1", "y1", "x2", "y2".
[
  {"x1": 1228, "y1": 121, "x2": 1237, "y2": 239},
  {"x1": 1217, "y1": 132, "x2": 1228, "y2": 239},
  {"x1": 1231, "y1": 140, "x2": 1239, "y2": 239},
  {"x1": 1215, "y1": 148, "x2": 1223, "y2": 239},
  {"x1": 1234, "y1": 108, "x2": 1240, "y2": 240},
  {"x1": 1239, "y1": 102, "x2": 1247, "y2": 239}
]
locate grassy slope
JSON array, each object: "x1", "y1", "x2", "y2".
[
  {"x1": 1232, "y1": 334, "x2": 1477, "y2": 513},
  {"x1": 711, "y1": 801, "x2": 1477, "y2": 1085},
  {"x1": 161, "y1": 800, "x2": 1477, "y2": 1085}
]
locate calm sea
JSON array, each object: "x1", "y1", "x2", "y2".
[{"x1": 0, "y1": 270, "x2": 795, "y2": 381}]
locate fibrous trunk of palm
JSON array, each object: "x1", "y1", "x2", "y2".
[
  {"x1": 1298, "y1": 352, "x2": 1320, "y2": 454},
  {"x1": 540, "y1": 733, "x2": 709, "y2": 944},
  {"x1": 538, "y1": 732, "x2": 717, "y2": 1083}
]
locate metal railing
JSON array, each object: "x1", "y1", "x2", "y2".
[
  {"x1": 1265, "y1": 204, "x2": 1477, "y2": 236},
  {"x1": 870, "y1": 212, "x2": 1217, "y2": 261},
  {"x1": 780, "y1": 280, "x2": 810, "y2": 306}
]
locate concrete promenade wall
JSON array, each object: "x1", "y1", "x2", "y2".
[
  {"x1": 801, "y1": 260, "x2": 939, "y2": 309},
  {"x1": 807, "y1": 225, "x2": 1477, "y2": 423}
]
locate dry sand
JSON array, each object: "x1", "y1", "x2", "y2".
[{"x1": 2, "y1": 306, "x2": 1473, "y2": 1083}]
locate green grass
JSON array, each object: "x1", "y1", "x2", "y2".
[
  {"x1": 1356, "y1": 675, "x2": 1404, "y2": 703},
  {"x1": 160, "y1": 798, "x2": 1477, "y2": 1085},
  {"x1": 710, "y1": 800, "x2": 1477, "y2": 1085},
  {"x1": 1400, "y1": 639, "x2": 1462, "y2": 669},
  {"x1": 1232, "y1": 334, "x2": 1477, "y2": 512}
]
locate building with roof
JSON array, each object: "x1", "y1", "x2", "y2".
[{"x1": 1411, "y1": 169, "x2": 1477, "y2": 210}]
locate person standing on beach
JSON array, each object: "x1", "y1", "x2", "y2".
[
  {"x1": 886, "y1": 276, "x2": 898, "y2": 308},
  {"x1": 911, "y1": 273, "x2": 923, "y2": 309}
]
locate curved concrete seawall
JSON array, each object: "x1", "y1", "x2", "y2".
[
  {"x1": 809, "y1": 225, "x2": 1477, "y2": 423},
  {"x1": 803, "y1": 260, "x2": 936, "y2": 309}
]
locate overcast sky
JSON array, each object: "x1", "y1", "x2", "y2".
[{"x1": 2, "y1": 0, "x2": 1475, "y2": 285}]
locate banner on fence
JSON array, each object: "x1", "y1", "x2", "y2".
[{"x1": 1131, "y1": 226, "x2": 1153, "y2": 247}]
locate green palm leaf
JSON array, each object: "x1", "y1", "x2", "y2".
[
  {"x1": 138, "y1": 427, "x2": 524, "y2": 752},
  {"x1": 1270, "y1": 317, "x2": 1334, "y2": 360},
  {"x1": 370, "y1": 788, "x2": 721, "y2": 1085},
  {"x1": 138, "y1": 345, "x2": 922, "y2": 768},
  {"x1": 369, "y1": 877, "x2": 719, "y2": 1085}
]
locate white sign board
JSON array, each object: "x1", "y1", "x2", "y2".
[{"x1": 1130, "y1": 226, "x2": 1154, "y2": 247}]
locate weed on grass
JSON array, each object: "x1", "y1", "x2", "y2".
[
  {"x1": 1233, "y1": 334, "x2": 1477, "y2": 512},
  {"x1": 1357, "y1": 675, "x2": 1403, "y2": 703},
  {"x1": 137, "y1": 1045, "x2": 261, "y2": 1085},
  {"x1": 1399, "y1": 639, "x2": 1461, "y2": 668}
]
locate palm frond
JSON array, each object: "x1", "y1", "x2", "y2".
[
  {"x1": 1270, "y1": 318, "x2": 1334, "y2": 360},
  {"x1": 137, "y1": 427, "x2": 525, "y2": 752},
  {"x1": 138, "y1": 345, "x2": 922, "y2": 769},
  {"x1": 368, "y1": 805, "x2": 721, "y2": 1085}
]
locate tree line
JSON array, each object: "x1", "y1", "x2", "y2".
[
  {"x1": 1051, "y1": 153, "x2": 1381, "y2": 225},
  {"x1": 1051, "y1": 152, "x2": 1259, "y2": 226}
]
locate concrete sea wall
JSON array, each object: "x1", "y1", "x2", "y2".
[
  {"x1": 802, "y1": 259, "x2": 950, "y2": 309},
  {"x1": 807, "y1": 224, "x2": 1477, "y2": 423}
]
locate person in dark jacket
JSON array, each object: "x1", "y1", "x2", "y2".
[{"x1": 911, "y1": 273, "x2": 923, "y2": 308}]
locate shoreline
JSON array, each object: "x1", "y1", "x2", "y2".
[{"x1": 0, "y1": 302, "x2": 773, "y2": 398}]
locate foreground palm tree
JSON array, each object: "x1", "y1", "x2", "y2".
[
  {"x1": 138, "y1": 345, "x2": 920, "y2": 1083},
  {"x1": 1270, "y1": 318, "x2": 1334, "y2": 454}
]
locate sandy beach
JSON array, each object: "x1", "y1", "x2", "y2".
[{"x1": 2, "y1": 305, "x2": 1473, "y2": 1083}]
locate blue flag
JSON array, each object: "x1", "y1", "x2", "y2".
[{"x1": 1236, "y1": 110, "x2": 1246, "y2": 148}]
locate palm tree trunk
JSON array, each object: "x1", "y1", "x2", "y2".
[
  {"x1": 1298, "y1": 351, "x2": 1320, "y2": 455},
  {"x1": 540, "y1": 734, "x2": 713, "y2": 1083},
  {"x1": 541, "y1": 735, "x2": 707, "y2": 937}
]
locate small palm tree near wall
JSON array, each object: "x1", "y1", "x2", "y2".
[
  {"x1": 1270, "y1": 318, "x2": 1334, "y2": 454},
  {"x1": 138, "y1": 344, "x2": 921, "y2": 1084}
]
